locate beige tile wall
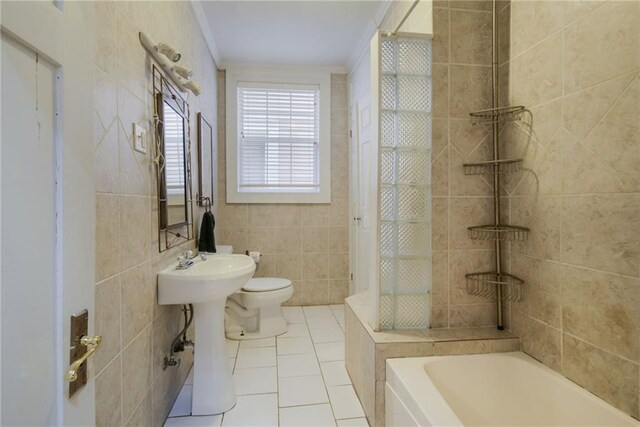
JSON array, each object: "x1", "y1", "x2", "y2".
[
  {"x1": 93, "y1": 2, "x2": 218, "y2": 426},
  {"x1": 215, "y1": 71, "x2": 350, "y2": 306},
  {"x1": 504, "y1": 0, "x2": 639, "y2": 418},
  {"x1": 428, "y1": 0, "x2": 501, "y2": 328}
]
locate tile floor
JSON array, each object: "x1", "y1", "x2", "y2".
[{"x1": 164, "y1": 305, "x2": 369, "y2": 427}]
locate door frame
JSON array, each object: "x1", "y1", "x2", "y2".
[{"x1": 1, "y1": 1, "x2": 96, "y2": 424}]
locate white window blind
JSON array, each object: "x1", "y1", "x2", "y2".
[
  {"x1": 237, "y1": 84, "x2": 320, "y2": 193},
  {"x1": 163, "y1": 106, "x2": 185, "y2": 194}
]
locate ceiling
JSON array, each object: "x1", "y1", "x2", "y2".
[{"x1": 197, "y1": 1, "x2": 386, "y2": 68}]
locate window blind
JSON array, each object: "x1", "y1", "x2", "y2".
[
  {"x1": 163, "y1": 107, "x2": 185, "y2": 194},
  {"x1": 237, "y1": 85, "x2": 320, "y2": 193}
]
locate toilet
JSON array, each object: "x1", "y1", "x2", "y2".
[{"x1": 217, "y1": 245, "x2": 293, "y2": 340}]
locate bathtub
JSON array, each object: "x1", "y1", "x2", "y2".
[{"x1": 385, "y1": 352, "x2": 638, "y2": 426}]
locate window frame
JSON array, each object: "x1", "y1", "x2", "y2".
[{"x1": 226, "y1": 66, "x2": 331, "y2": 204}]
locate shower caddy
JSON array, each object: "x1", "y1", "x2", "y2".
[{"x1": 463, "y1": 0, "x2": 530, "y2": 330}]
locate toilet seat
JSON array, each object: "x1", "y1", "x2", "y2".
[{"x1": 242, "y1": 278, "x2": 292, "y2": 292}]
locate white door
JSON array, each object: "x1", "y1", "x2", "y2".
[
  {"x1": 1, "y1": 2, "x2": 96, "y2": 425},
  {"x1": 356, "y1": 103, "x2": 373, "y2": 296},
  {"x1": 348, "y1": 104, "x2": 359, "y2": 295}
]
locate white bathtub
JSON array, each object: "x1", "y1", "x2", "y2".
[{"x1": 385, "y1": 352, "x2": 638, "y2": 426}]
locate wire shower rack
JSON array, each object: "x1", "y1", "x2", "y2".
[{"x1": 463, "y1": 0, "x2": 531, "y2": 328}]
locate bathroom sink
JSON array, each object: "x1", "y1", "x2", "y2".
[
  {"x1": 158, "y1": 255, "x2": 256, "y2": 305},
  {"x1": 157, "y1": 254, "x2": 255, "y2": 415}
]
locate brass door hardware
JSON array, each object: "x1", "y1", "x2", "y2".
[
  {"x1": 67, "y1": 310, "x2": 101, "y2": 398},
  {"x1": 65, "y1": 335, "x2": 102, "y2": 382}
]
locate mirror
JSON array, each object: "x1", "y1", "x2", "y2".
[
  {"x1": 153, "y1": 66, "x2": 193, "y2": 251},
  {"x1": 197, "y1": 113, "x2": 214, "y2": 206}
]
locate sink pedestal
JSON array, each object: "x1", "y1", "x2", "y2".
[{"x1": 191, "y1": 299, "x2": 236, "y2": 415}]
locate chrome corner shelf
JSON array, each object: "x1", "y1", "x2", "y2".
[
  {"x1": 463, "y1": 158, "x2": 523, "y2": 175},
  {"x1": 467, "y1": 224, "x2": 529, "y2": 242},
  {"x1": 469, "y1": 106, "x2": 526, "y2": 125},
  {"x1": 465, "y1": 272, "x2": 525, "y2": 302}
]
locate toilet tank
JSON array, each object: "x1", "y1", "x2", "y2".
[{"x1": 216, "y1": 245, "x2": 233, "y2": 254}]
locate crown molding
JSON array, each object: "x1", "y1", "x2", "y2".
[
  {"x1": 190, "y1": 0, "x2": 222, "y2": 69},
  {"x1": 346, "y1": 0, "x2": 392, "y2": 74}
]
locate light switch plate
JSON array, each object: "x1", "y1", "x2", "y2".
[{"x1": 133, "y1": 123, "x2": 147, "y2": 154}]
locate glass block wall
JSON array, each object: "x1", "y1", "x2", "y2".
[{"x1": 378, "y1": 35, "x2": 432, "y2": 329}]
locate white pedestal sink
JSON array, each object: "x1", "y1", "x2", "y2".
[{"x1": 158, "y1": 254, "x2": 255, "y2": 415}]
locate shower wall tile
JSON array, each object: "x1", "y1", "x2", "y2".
[
  {"x1": 510, "y1": 0, "x2": 562, "y2": 57},
  {"x1": 450, "y1": 0, "x2": 493, "y2": 12},
  {"x1": 510, "y1": 196, "x2": 562, "y2": 262},
  {"x1": 450, "y1": 10, "x2": 492, "y2": 65},
  {"x1": 428, "y1": 5, "x2": 504, "y2": 329},
  {"x1": 449, "y1": 65, "x2": 493, "y2": 117},
  {"x1": 563, "y1": 0, "x2": 639, "y2": 95},
  {"x1": 509, "y1": 0, "x2": 640, "y2": 419},
  {"x1": 511, "y1": 254, "x2": 562, "y2": 328},
  {"x1": 432, "y1": 7, "x2": 450, "y2": 63},
  {"x1": 217, "y1": 73, "x2": 350, "y2": 306},
  {"x1": 563, "y1": 334, "x2": 639, "y2": 418},
  {"x1": 511, "y1": 310, "x2": 561, "y2": 371},
  {"x1": 562, "y1": 194, "x2": 640, "y2": 277},
  {"x1": 510, "y1": 31, "x2": 562, "y2": 108},
  {"x1": 431, "y1": 64, "x2": 450, "y2": 118},
  {"x1": 562, "y1": 265, "x2": 640, "y2": 362}
]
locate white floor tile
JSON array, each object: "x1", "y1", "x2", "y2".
[
  {"x1": 164, "y1": 414, "x2": 222, "y2": 427},
  {"x1": 185, "y1": 368, "x2": 194, "y2": 385},
  {"x1": 277, "y1": 336, "x2": 315, "y2": 355},
  {"x1": 306, "y1": 315, "x2": 340, "y2": 329},
  {"x1": 332, "y1": 311, "x2": 345, "y2": 325},
  {"x1": 310, "y1": 326, "x2": 344, "y2": 344},
  {"x1": 283, "y1": 307, "x2": 306, "y2": 324},
  {"x1": 303, "y1": 306, "x2": 334, "y2": 318},
  {"x1": 328, "y1": 385, "x2": 365, "y2": 420},
  {"x1": 320, "y1": 361, "x2": 351, "y2": 386},
  {"x1": 315, "y1": 341, "x2": 345, "y2": 362},
  {"x1": 168, "y1": 384, "x2": 192, "y2": 417},
  {"x1": 238, "y1": 337, "x2": 276, "y2": 349},
  {"x1": 235, "y1": 347, "x2": 276, "y2": 369},
  {"x1": 226, "y1": 340, "x2": 240, "y2": 358},
  {"x1": 329, "y1": 304, "x2": 345, "y2": 311},
  {"x1": 336, "y1": 418, "x2": 369, "y2": 427},
  {"x1": 278, "y1": 375, "x2": 329, "y2": 407},
  {"x1": 277, "y1": 353, "x2": 321, "y2": 378},
  {"x1": 279, "y1": 404, "x2": 337, "y2": 427},
  {"x1": 233, "y1": 366, "x2": 277, "y2": 395},
  {"x1": 279, "y1": 323, "x2": 310, "y2": 338},
  {"x1": 221, "y1": 393, "x2": 278, "y2": 427}
]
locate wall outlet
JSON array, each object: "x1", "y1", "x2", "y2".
[{"x1": 133, "y1": 123, "x2": 147, "y2": 154}]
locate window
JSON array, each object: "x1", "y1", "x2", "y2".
[
  {"x1": 226, "y1": 68, "x2": 331, "y2": 203},
  {"x1": 237, "y1": 84, "x2": 319, "y2": 193},
  {"x1": 163, "y1": 104, "x2": 186, "y2": 195}
]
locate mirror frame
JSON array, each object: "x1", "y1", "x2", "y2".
[
  {"x1": 197, "y1": 112, "x2": 215, "y2": 207},
  {"x1": 152, "y1": 65, "x2": 194, "y2": 252}
]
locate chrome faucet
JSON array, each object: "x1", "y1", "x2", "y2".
[{"x1": 176, "y1": 250, "x2": 195, "y2": 270}]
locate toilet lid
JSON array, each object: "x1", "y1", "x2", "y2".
[{"x1": 242, "y1": 278, "x2": 292, "y2": 292}]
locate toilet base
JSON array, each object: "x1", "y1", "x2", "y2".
[{"x1": 225, "y1": 304, "x2": 289, "y2": 341}]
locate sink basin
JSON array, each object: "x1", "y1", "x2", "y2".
[
  {"x1": 158, "y1": 255, "x2": 256, "y2": 305},
  {"x1": 157, "y1": 254, "x2": 255, "y2": 415}
]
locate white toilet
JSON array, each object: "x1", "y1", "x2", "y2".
[{"x1": 216, "y1": 245, "x2": 293, "y2": 340}]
